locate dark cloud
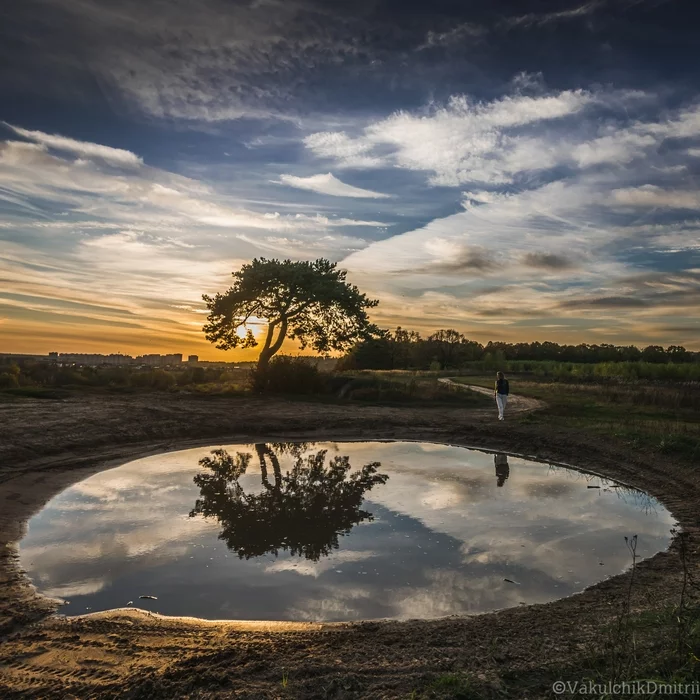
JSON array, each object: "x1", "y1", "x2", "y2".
[
  {"x1": 522, "y1": 252, "x2": 576, "y2": 270},
  {"x1": 558, "y1": 269, "x2": 700, "y2": 311},
  {"x1": 559, "y1": 295, "x2": 647, "y2": 308},
  {"x1": 2, "y1": 0, "x2": 698, "y2": 123},
  {"x1": 434, "y1": 248, "x2": 498, "y2": 274},
  {"x1": 658, "y1": 326, "x2": 700, "y2": 333}
]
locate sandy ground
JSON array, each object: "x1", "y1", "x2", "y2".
[{"x1": 0, "y1": 391, "x2": 698, "y2": 699}]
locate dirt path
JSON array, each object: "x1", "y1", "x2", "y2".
[
  {"x1": 0, "y1": 393, "x2": 697, "y2": 699},
  {"x1": 437, "y1": 378, "x2": 545, "y2": 414}
]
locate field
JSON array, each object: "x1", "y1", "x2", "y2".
[
  {"x1": 448, "y1": 373, "x2": 700, "y2": 463},
  {"x1": 0, "y1": 368, "x2": 699, "y2": 698}
]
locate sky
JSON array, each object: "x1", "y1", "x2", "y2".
[{"x1": 1, "y1": 0, "x2": 700, "y2": 359}]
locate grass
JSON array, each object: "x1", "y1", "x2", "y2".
[
  {"x1": 413, "y1": 672, "x2": 486, "y2": 699},
  {"x1": 458, "y1": 359, "x2": 700, "y2": 383},
  {"x1": 412, "y1": 372, "x2": 700, "y2": 697},
  {"x1": 333, "y1": 373, "x2": 491, "y2": 407},
  {"x1": 449, "y1": 375, "x2": 700, "y2": 463}
]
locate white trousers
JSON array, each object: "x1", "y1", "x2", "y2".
[{"x1": 496, "y1": 393, "x2": 508, "y2": 420}]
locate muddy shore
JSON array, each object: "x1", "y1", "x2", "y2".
[{"x1": 0, "y1": 393, "x2": 697, "y2": 698}]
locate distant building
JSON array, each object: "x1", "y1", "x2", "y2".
[
  {"x1": 54, "y1": 353, "x2": 133, "y2": 366},
  {"x1": 188, "y1": 355, "x2": 199, "y2": 363},
  {"x1": 135, "y1": 353, "x2": 183, "y2": 367}
]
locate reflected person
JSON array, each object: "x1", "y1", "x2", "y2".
[{"x1": 494, "y1": 453, "x2": 510, "y2": 487}]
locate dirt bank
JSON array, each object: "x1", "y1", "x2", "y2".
[{"x1": 0, "y1": 393, "x2": 698, "y2": 699}]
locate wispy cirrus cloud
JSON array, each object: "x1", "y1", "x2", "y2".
[
  {"x1": 2, "y1": 0, "x2": 700, "y2": 354},
  {"x1": 277, "y1": 173, "x2": 390, "y2": 199},
  {"x1": 3, "y1": 123, "x2": 143, "y2": 167},
  {"x1": 334, "y1": 88, "x2": 700, "y2": 346},
  {"x1": 0, "y1": 127, "x2": 387, "y2": 355}
]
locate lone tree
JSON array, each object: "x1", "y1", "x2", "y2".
[{"x1": 203, "y1": 258, "x2": 379, "y2": 382}]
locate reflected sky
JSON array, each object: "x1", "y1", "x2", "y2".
[{"x1": 19, "y1": 442, "x2": 676, "y2": 622}]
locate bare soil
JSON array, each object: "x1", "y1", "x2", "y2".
[{"x1": 0, "y1": 392, "x2": 697, "y2": 699}]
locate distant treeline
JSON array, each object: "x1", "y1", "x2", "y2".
[{"x1": 338, "y1": 328, "x2": 698, "y2": 371}]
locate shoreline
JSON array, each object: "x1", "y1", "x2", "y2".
[{"x1": 1, "y1": 393, "x2": 697, "y2": 697}]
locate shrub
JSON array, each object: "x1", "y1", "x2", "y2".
[
  {"x1": 130, "y1": 369, "x2": 176, "y2": 390},
  {"x1": 252, "y1": 356, "x2": 325, "y2": 395},
  {"x1": 0, "y1": 372, "x2": 19, "y2": 389},
  {"x1": 151, "y1": 369, "x2": 177, "y2": 390},
  {"x1": 177, "y1": 367, "x2": 207, "y2": 386}
]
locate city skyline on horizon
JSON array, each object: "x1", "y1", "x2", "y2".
[{"x1": 2, "y1": 1, "x2": 700, "y2": 357}]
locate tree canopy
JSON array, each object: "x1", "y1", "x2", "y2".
[{"x1": 203, "y1": 258, "x2": 379, "y2": 373}]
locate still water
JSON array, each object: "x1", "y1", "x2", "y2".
[{"x1": 19, "y1": 441, "x2": 675, "y2": 621}]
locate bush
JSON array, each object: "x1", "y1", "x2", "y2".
[
  {"x1": 252, "y1": 356, "x2": 325, "y2": 394},
  {"x1": 130, "y1": 369, "x2": 176, "y2": 390},
  {"x1": 177, "y1": 367, "x2": 207, "y2": 386},
  {"x1": 0, "y1": 372, "x2": 19, "y2": 389}
]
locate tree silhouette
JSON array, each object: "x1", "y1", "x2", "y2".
[
  {"x1": 189, "y1": 444, "x2": 388, "y2": 561},
  {"x1": 202, "y1": 258, "x2": 379, "y2": 383}
]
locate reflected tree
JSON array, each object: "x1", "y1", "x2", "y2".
[{"x1": 189, "y1": 444, "x2": 388, "y2": 560}]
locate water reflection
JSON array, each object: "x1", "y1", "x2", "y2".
[
  {"x1": 494, "y1": 454, "x2": 510, "y2": 488},
  {"x1": 17, "y1": 442, "x2": 676, "y2": 622},
  {"x1": 189, "y1": 444, "x2": 388, "y2": 560}
]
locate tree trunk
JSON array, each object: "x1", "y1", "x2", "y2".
[{"x1": 253, "y1": 317, "x2": 288, "y2": 392}]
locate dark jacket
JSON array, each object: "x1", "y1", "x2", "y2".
[{"x1": 495, "y1": 378, "x2": 509, "y2": 395}]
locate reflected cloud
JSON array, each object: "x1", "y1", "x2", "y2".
[
  {"x1": 19, "y1": 442, "x2": 675, "y2": 621},
  {"x1": 265, "y1": 550, "x2": 378, "y2": 578},
  {"x1": 43, "y1": 578, "x2": 107, "y2": 598}
]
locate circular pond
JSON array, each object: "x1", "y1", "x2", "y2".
[{"x1": 19, "y1": 441, "x2": 675, "y2": 622}]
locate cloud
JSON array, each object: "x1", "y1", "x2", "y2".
[
  {"x1": 303, "y1": 132, "x2": 383, "y2": 169},
  {"x1": 406, "y1": 243, "x2": 499, "y2": 275},
  {"x1": 305, "y1": 89, "x2": 596, "y2": 184},
  {"x1": 571, "y1": 130, "x2": 657, "y2": 167},
  {"x1": 3, "y1": 0, "x2": 696, "y2": 134},
  {"x1": 3, "y1": 123, "x2": 143, "y2": 167},
  {"x1": 612, "y1": 186, "x2": 700, "y2": 210},
  {"x1": 335, "y1": 85, "x2": 700, "y2": 341},
  {"x1": 558, "y1": 295, "x2": 647, "y2": 309},
  {"x1": 305, "y1": 92, "x2": 700, "y2": 189},
  {"x1": 522, "y1": 253, "x2": 576, "y2": 270},
  {"x1": 0, "y1": 125, "x2": 384, "y2": 356},
  {"x1": 417, "y1": 22, "x2": 486, "y2": 50},
  {"x1": 502, "y1": 1, "x2": 605, "y2": 29},
  {"x1": 0, "y1": 134, "x2": 386, "y2": 235},
  {"x1": 277, "y1": 173, "x2": 390, "y2": 199}
]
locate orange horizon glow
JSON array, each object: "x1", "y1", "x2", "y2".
[{"x1": 2, "y1": 315, "x2": 698, "y2": 361}]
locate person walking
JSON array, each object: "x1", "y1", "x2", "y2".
[{"x1": 494, "y1": 371, "x2": 509, "y2": 421}]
